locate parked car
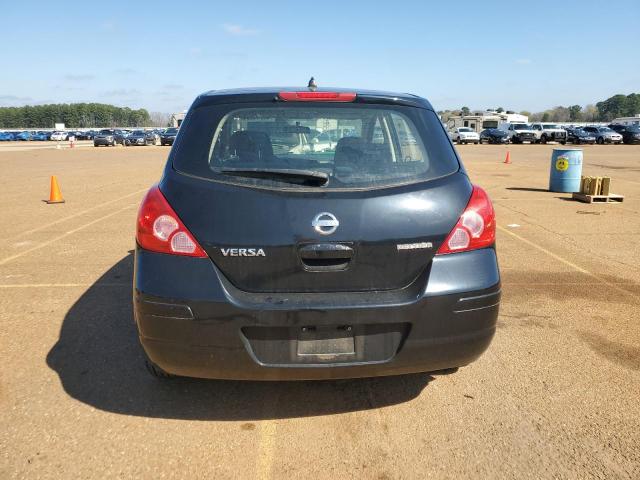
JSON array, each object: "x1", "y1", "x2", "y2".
[
  {"x1": 67, "y1": 130, "x2": 90, "y2": 140},
  {"x1": 0, "y1": 131, "x2": 16, "y2": 141},
  {"x1": 479, "y1": 128, "x2": 509, "y2": 144},
  {"x1": 31, "y1": 131, "x2": 49, "y2": 141},
  {"x1": 82, "y1": 130, "x2": 97, "y2": 140},
  {"x1": 50, "y1": 131, "x2": 69, "y2": 141},
  {"x1": 530, "y1": 123, "x2": 567, "y2": 144},
  {"x1": 160, "y1": 127, "x2": 179, "y2": 146},
  {"x1": 93, "y1": 129, "x2": 118, "y2": 146},
  {"x1": 146, "y1": 130, "x2": 161, "y2": 145},
  {"x1": 565, "y1": 127, "x2": 596, "y2": 145},
  {"x1": 15, "y1": 131, "x2": 33, "y2": 141},
  {"x1": 114, "y1": 130, "x2": 131, "y2": 145},
  {"x1": 609, "y1": 124, "x2": 640, "y2": 144},
  {"x1": 501, "y1": 123, "x2": 536, "y2": 144},
  {"x1": 82, "y1": 131, "x2": 95, "y2": 140},
  {"x1": 448, "y1": 127, "x2": 479, "y2": 144},
  {"x1": 134, "y1": 87, "x2": 500, "y2": 380},
  {"x1": 582, "y1": 126, "x2": 623, "y2": 144},
  {"x1": 127, "y1": 130, "x2": 156, "y2": 146}
]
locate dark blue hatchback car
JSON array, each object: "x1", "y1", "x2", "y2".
[{"x1": 134, "y1": 87, "x2": 500, "y2": 380}]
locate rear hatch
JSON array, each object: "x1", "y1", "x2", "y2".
[{"x1": 163, "y1": 91, "x2": 470, "y2": 293}]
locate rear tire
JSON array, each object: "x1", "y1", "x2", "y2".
[
  {"x1": 597, "y1": 137, "x2": 604, "y2": 145},
  {"x1": 145, "y1": 358, "x2": 175, "y2": 379},
  {"x1": 431, "y1": 367, "x2": 459, "y2": 375}
]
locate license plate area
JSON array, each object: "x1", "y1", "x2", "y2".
[
  {"x1": 241, "y1": 323, "x2": 410, "y2": 366},
  {"x1": 297, "y1": 326, "x2": 355, "y2": 356}
]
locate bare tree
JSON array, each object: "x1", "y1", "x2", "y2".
[
  {"x1": 149, "y1": 111, "x2": 170, "y2": 127},
  {"x1": 583, "y1": 104, "x2": 598, "y2": 122}
]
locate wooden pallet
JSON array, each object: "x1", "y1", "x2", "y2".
[
  {"x1": 580, "y1": 176, "x2": 611, "y2": 195},
  {"x1": 572, "y1": 192, "x2": 625, "y2": 204}
]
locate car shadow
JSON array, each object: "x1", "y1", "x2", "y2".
[{"x1": 46, "y1": 254, "x2": 432, "y2": 421}]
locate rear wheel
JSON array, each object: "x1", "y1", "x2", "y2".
[
  {"x1": 431, "y1": 367, "x2": 459, "y2": 375},
  {"x1": 597, "y1": 137, "x2": 604, "y2": 145},
  {"x1": 144, "y1": 358, "x2": 175, "y2": 379}
]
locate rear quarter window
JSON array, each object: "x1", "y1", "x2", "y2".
[{"x1": 172, "y1": 103, "x2": 459, "y2": 191}]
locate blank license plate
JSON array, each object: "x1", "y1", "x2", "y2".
[{"x1": 297, "y1": 327, "x2": 355, "y2": 356}]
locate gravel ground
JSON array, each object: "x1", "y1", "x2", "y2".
[{"x1": 1, "y1": 143, "x2": 638, "y2": 479}]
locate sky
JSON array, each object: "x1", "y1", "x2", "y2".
[{"x1": 1, "y1": 0, "x2": 639, "y2": 115}]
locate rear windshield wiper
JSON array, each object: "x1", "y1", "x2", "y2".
[{"x1": 218, "y1": 167, "x2": 329, "y2": 186}]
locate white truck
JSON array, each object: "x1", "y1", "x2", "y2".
[
  {"x1": 499, "y1": 123, "x2": 537, "y2": 144},
  {"x1": 530, "y1": 123, "x2": 567, "y2": 144}
]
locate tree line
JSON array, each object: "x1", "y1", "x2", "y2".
[
  {"x1": 438, "y1": 92, "x2": 639, "y2": 124},
  {"x1": 0, "y1": 103, "x2": 152, "y2": 128}
]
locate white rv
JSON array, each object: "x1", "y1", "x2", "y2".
[
  {"x1": 611, "y1": 115, "x2": 640, "y2": 126},
  {"x1": 447, "y1": 110, "x2": 529, "y2": 134}
]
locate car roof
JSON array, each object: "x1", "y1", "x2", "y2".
[{"x1": 194, "y1": 87, "x2": 433, "y2": 110}]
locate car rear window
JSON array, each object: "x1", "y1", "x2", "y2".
[{"x1": 172, "y1": 103, "x2": 459, "y2": 190}]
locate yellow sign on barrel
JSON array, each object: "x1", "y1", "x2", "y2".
[{"x1": 555, "y1": 156, "x2": 569, "y2": 171}]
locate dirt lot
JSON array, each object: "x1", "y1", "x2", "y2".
[{"x1": 1, "y1": 143, "x2": 639, "y2": 479}]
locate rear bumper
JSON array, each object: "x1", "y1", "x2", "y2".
[{"x1": 133, "y1": 246, "x2": 500, "y2": 380}]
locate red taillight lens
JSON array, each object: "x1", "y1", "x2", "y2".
[
  {"x1": 136, "y1": 185, "x2": 207, "y2": 258},
  {"x1": 436, "y1": 185, "x2": 496, "y2": 255},
  {"x1": 278, "y1": 91, "x2": 357, "y2": 102}
]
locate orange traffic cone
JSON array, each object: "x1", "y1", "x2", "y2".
[
  {"x1": 504, "y1": 151, "x2": 511, "y2": 164},
  {"x1": 46, "y1": 175, "x2": 65, "y2": 204}
]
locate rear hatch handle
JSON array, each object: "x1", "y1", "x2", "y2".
[{"x1": 298, "y1": 243, "x2": 354, "y2": 271}]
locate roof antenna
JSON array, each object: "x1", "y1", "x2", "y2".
[{"x1": 308, "y1": 77, "x2": 317, "y2": 91}]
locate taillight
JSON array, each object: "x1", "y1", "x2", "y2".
[
  {"x1": 278, "y1": 91, "x2": 357, "y2": 102},
  {"x1": 136, "y1": 185, "x2": 207, "y2": 258},
  {"x1": 436, "y1": 185, "x2": 496, "y2": 255}
]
